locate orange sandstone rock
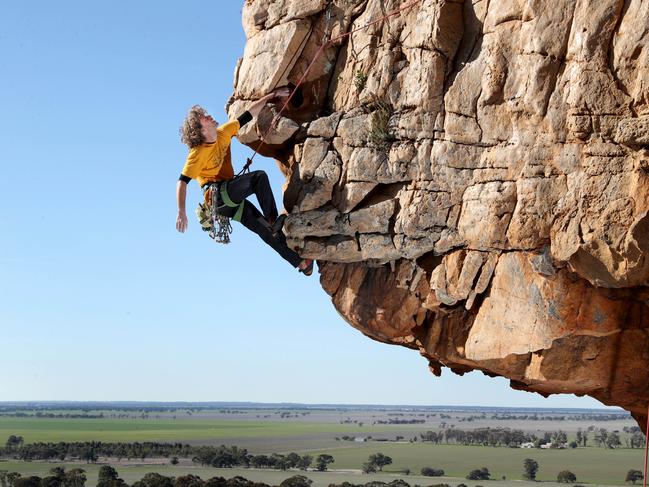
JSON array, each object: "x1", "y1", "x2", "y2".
[{"x1": 231, "y1": 0, "x2": 649, "y2": 428}]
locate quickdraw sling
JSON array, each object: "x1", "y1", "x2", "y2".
[{"x1": 196, "y1": 180, "x2": 245, "y2": 245}]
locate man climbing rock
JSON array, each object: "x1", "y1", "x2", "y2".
[{"x1": 175, "y1": 88, "x2": 313, "y2": 275}]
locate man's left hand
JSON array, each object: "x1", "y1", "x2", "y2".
[
  {"x1": 176, "y1": 211, "x2": 188, "y2": 233},
  {"x1": 271, "y1": 87, "x2": 291, "y2": 101}
]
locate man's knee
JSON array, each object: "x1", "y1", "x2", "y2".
[
  {"x1": 250, "y1": 170, "x2": 268, "y2": 181},
  {"x1": 251, "y1": 170, "x2": 271, "y2": 190}
]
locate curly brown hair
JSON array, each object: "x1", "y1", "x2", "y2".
[{"x1": 179, "y1": 105, "x2": 207, "y2": 148}]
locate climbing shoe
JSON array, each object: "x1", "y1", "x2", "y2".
[{"x1": 299, "y1": 259, "x2": 314, "y2": 276}]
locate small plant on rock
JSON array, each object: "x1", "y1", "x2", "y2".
[
  {"x1": 368, "y1": 99, "x2": 394, "y2": 151},
  {"x1": 354, "y1": 70, "x2": 368, "y2": 91}
]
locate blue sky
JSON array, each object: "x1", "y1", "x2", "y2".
[{"x1": 0, "y1": 1, "x2": 606, "y2": 409}]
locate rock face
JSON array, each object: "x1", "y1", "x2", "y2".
[{"x1": 230, "y1": 0, "x2": 649, "y2": 427}]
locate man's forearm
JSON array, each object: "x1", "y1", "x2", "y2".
[
  {"x1": 176, "y1": 180, "x2": 187, "y2": 214},
  {"x1": 247, "y1": 93, "x2": 274, "y2": 117}
]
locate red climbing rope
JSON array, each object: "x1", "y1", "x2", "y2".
[
  {"x1": 642, "y1": 406, "x2": 649, "y2": 487},
  {"x1": 240, "y1": 0, "x2": 423, "y2": 173}
]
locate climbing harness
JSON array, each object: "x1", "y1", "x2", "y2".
[
  {"x1": 239, "y1": 0, "x2": 423, "y2": 174},
  {"x1": 197, "y1": 181, "x2": 245, "y2": 244}
]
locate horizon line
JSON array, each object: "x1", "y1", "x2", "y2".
[{"x1": 0, "y1": 400, "x2": 625, "y2": 413}]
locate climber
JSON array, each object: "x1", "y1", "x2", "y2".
[{"x1": 175, "y1": 88, "x2": 314, "y2": 276}]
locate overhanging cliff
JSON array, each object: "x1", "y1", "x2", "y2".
[{"x1": 229, "y1": 0, "x2": 649, "y2": 427}]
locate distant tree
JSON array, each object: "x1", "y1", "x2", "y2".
[
  {"x1": 97, "y1": 467, "x2": 119, "y2": 485},
  {"x1": 466, "y1": 468, "x2": 490, "y2": 480},
  {"x1": 551, "y1": 431, "x2": 567, "y2": 447},
  {"x1": 314, "y1": 454, "x2": 334, "y2": 472},
  {"x1": 286, "y1": 453, "x2": 301, "y2": 469},
  {"x1": 523, "y1": 458, "x2": 539, "y2": 480},
  {"x1": 224, "y1": 476, "x2": 264, "y2": 487},
  {"x1": 631, "y1": 431, "x2": 646, "y2": 449},
  {"x1": 606, "y1": 432, "x2": 621, "y2": 449},
  {"x1": 203, "y1": 477, "x2": 226, "y2": 487},
  {"x1": 14, "y1": 477, "x2": 41, "y2": 487},
  {"x1": 49, "y1": 468, "x2": 66, "y2": 481},
  {"x1": 362, "y1": 462, "x2": 376, "y2": 474},
  {"x1": 594, "y1": 428, "x2": 608, "y2": 448},
  {"x1": 174, "y1": 475, "x2": 204, "y2": 487},
  {"x1": 367, "y1": 453, "x2": 392, "y2": 471},
  {"x1": 250, "y1": 455, "x2": 269, "y2": 469},
  {"x1": 6, "y1": 473, "x2": 21, "y2": 487},
  {"x1": 278, "y1": 476, "x2": 312, "y2": 487},
  {"x1": 0, "y1": 471, "x2": 8, "y2": 487},
  {"x1": 97, "y1": 466, "x2": 126, "y2": 487},
  {"x1": 557, "y1": 470, "x2": 577, "y2": 483},
  {"x1": 626, "y1": 470, "x2": 644, "y2": 485},
  {"x1": 297, "y1": 455, "x2": 312, "y2": 471},
  {"x1": 40, "y1": 476, "x2": 62, "y2": 487},
  {"x1": 132, "y1": 473, "x2": 174, "y2": 487},
  {"x1": 5, "y1": 436, "x2": 24, "y2": 449},
  {"x1": 170, "y1": 456, "x2": 179, "y2": 465},
  {"x1": 80, "y1": 448, "x2": 98, "y2": 464},
  {"x1": 420, "y1": 467, "x2": 444, "y2": 477},
  {"x1": 270, "y1": 454, "x2": 290, "y2": 471},
  {"x1": 63, "y1": 469, "x2": 86, "y2": 487}
]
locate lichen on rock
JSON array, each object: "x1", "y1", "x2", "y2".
[{"x1": 230, "y1": 0, "x2": 649, "y2": 428}]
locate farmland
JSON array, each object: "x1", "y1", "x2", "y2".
[{"x1": 0, "y1": 404, "x2": 643, "y2": 487}]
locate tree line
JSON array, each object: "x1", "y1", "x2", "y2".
[
  {"x1": 0, "y1": 469, "x2": 438, "y2": 487},
  {"x1": 0, "y1": 442, "x2": 334, "y2": 472},
  {"x1": 416, "y1": 426, "x2": 645, "y2": 449},
  {"x1": 0, "y1": 413, "x2": 104, "y2": 419},
  {"x1": 1, "y1": 459, "x2": 644, "y2": 487},
  {"x1": 420, "y1": 427, "x2": 536, "y2": 446},
  {"x1": 488, "y1": 413, "x2": 630, "y2": 421},
  {"x1": 374, "y1": 419, "x2": 425, "y2": 425},
  {"x1": 0, "y1": 467, "x2": 319, "y2": 487}
]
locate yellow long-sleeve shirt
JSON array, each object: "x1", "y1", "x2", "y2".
[{"x1": 180, "y1": 119, "x2": 240, "y2": 187}]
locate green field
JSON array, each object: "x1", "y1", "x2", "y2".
[
  {"x1": 0, "y1": 409, "x2": 643, "y2": 486},
  {"x1": 0, "y1": 417, "x2": 400, "y2": 444},
  {"x1": 307, "y1": 443, "x2": 644, "y2": 484}
]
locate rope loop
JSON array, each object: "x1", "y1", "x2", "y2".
[{"x1": 236, "y1": 158, "x2": 253, "y2": 177}]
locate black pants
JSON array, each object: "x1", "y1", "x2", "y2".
[{"x1": 216, "y1": 171, "x2": 302, "y2": 268}]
